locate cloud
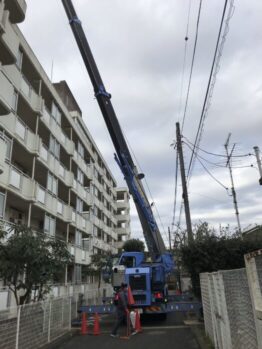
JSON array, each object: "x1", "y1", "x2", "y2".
[{"x1": 20, "y1": 0, "x2": 262, "y2": 246}]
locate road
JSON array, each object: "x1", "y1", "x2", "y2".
[{"x1": 54, "y1": 312, "x2": 202, "y2": 349}]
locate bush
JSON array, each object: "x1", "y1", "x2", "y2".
[{"x1": 180, "y1": 233, "x2": 262, "y2": 299}]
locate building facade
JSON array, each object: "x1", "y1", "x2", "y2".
[
  {"x1": 115, "y1": 188, "x2": 131, "y2": 253},
  {"x1": 0, "y1": 0, "x2": 130, "y2": 285}
]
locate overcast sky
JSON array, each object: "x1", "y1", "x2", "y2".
[{"x1": 20, "y1": 0, "x2": 262, "y2": 246}]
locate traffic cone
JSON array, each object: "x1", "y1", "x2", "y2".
[
  {"x1": 93, "y1": 313, "x2": 100, "y2": 335},
  {"x1": 81, "y1": 312, "x2": 87, "y2": 335},
  {"x1": 135, "y1": 310, "x2": 142, "y2": 333},
  {"x1": 127, "y1": 286, "x2": 135, "y2": 305}
]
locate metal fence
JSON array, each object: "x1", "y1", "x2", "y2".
[
  {"x1": 0, "y1": 285, "x2": 113, "y2": 349},
  {"x1": 200, "y1": 249, "x2": 262, "y2": 349}
]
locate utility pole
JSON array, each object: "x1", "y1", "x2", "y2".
[
  {"x1": 253, "y1": 146, "x2": 262, "y2": 185},
  {"x1": 224, "y1": 133, "x2": 242, "y2": 234},
  {"x1": 168, "y1": 227, "x2": 172, "y2": 251},
  {"x1": 176, "y1": 122, "x2": 193, "y2": 243}
]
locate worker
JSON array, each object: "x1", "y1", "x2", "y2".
[{"x1": 110, "y1": 283, "x2": 137, "y2": 337}]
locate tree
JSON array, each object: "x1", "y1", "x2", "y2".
[
  {"x1": 122, "y1": 238, "x2": 145, "y2": 252},
  {"x1": 179, "y1": 222, "x2": 262, "y2": 299},
  {"x1": 83, "y1": 252, "x2": 112, "y2": 288},
  {"x1": 0, "y1": 224, "x2": 72, "y2": 305}
]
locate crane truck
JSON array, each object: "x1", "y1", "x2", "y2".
[{"x1": 61, "y1": 0, "x2": 175, "y2": 315}]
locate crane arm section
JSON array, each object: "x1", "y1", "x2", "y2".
[{"x1": 61, "y1": 0, "x2": 168, "y2": 259}]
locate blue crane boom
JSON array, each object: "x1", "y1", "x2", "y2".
[{"x1": 61, "y1": 0, "x2": 172, "y2": 265}]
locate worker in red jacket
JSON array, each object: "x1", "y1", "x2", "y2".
[{"x1": 110, "y1": 283, "x2": 137, "y2": 337}]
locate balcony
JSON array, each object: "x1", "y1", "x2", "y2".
[
  {"x1": 73, "y1": 150, "x2": 93, "y2": 180},
  {"x1": 69, "y1": 244, "x2": 91, "y2": 265},
  {"x1": 72, "y1": 179, "x2": 93, "y2": 206},
  {"x1": 20, "y1": 76, "x2": 43, "y2": 113},
  {"x1": 0, "y1": 162, "x2": 35, "y2": 201},
  {"x1": 39, "y1": 142, "x2": 74, "y2": 188},
  {"x1": 115, "y1": 227, "x2": 130, "y2": 236},
  {"x1": 71, "y1": 210, "x2": 92, "y2": 234},
  {"x1": 42, "y1": 107, "x2": 74, "y2": 156},
  {"x1": 4, "y1": 0, "x2": 27, "y2": 24},
  {"x1": 0, "y1": 135, "x2": 7, "y2": 174},
  {"x1": 0, "y1": 69, "x2": 14, "y2": 115},
  {"x1": 35, "y1": 184, "x2": 72, "y2": 222},
  {"x1": 2, "y1": 64, "x2": 22, "y2": 89},
  {"x1": 0, "y1": 112, "x2": 40, "y2": 154},
  {"x1": 91, "y1": 236, "x2": 117, "y2": 254},
  {"x1": 0, "y1": 9, "x2": 19, "y2": 65},
  {"x1": 116, "y1": 201, "x2": 130, "y2": 210},
  {"x1": 116, "y1": 213, "x2": 129, "y2": 222}
]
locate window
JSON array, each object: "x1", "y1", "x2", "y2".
[
  {"x1": 93, "y1": 206, "x2": 98, "y2": 217},
  {"x1": 51, "y1": 102, "x2": 61, "y2": 125},
  {"x1": 47, "y1": 173, "x2": 58, "y2": 195},
  {"x1": 94, "y1": 186, "x2": 98, "y2": 198},
  {"x1": 0, "y1": 192, "x2": 5, "y2": 218},
  {"x1": 44, "y1": 215, "x2": 56, "y2": 236},
  {"x1": 77, "y1": 141, "x2": 84, "y2": 158},
  {"x1": 11, "y1": 91, "x2": 18, "y2": 112},
  {"x1": 76, "y1": 197, "x2": 83, "y2": 213},
  {"x1": 94, "y1": 168, "x2": 98, "y2": 179},
  {"x1": 49, "y1": 135, "x2": 60, "y2": 159},
  {"x1": 16, "y1": 49, "x2": 23, "y2": 70},
  {"x1": 74, "y1": 265, "x2": 82, "y2": 284},
  {"x1": 3, "y1": 135, "x2": 12, "y2": 160},
  {"x1": 120, "y1": 256, "x2": 135, "y2": 268},
  {"x1": 77, "y1": 168, "x2": 84, "y2": 185},
  {"x1": 97, "y1": 229, "x2": 103, "y2": 239},
  {"x1": 75, "y1": 230, "x2": 82, "y2": 247}
]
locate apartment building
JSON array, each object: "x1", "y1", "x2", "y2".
[
  {"x1": 115, "y1": 188, "x2": 131, "y2": 253},
  {"x1": 0, "y1": 0, "x2": 131, "y2": 284}
]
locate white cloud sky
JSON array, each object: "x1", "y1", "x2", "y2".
[{"x1": 20, "y1": 0, "x2": 262, "y2": 246}]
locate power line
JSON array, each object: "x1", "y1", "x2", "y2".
[
  {"x1": 187, "y1": 0, "x2": 234, "y2": 181},
  {"x1": 184, "y1": 141, "x2": 254, "y2": 168},
  {"x1": 183, "y1": 136, "x2": 252, "y2": 158},
  {"x1": 177, "y1": 0, "x2": 235, "y2": 230},
  {"x1": 181, "y1": 0, "x2": 202, "y2": 132},
  {"x1": 178, "y1": 0, "x2": 192, "y2": 121},
  {"x1": 194, "y1": 152, "x2": 229, "y2": 191},
  {"x1": 175, "y1": 0, "x2": 201, "y2": 230}
]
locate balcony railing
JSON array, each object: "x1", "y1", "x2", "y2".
[
  {"x1": 20, "y1": 76, "x2": 42, "y2": 112},
  {"x1": 69, "y1": 245, "x2": 91, "y2": 265},
  {"x1": 0, "y1": 70, "x2": 14, "y2": 114},
  {"x1": 72, "y1": 179, "x2": 93, "y2": 206},
  {"x1": 0, "y1": 135, "x2": 6, "y2": 174},
  {"x1": 73, "y1": 150, "x2": 93, "y2": 180},
  {"x1": 70, "y1": 209, "x2": 92, "y2": 235},
  {"x1": 42, "y1": 106, "x2": 74, "y2": 156},
  {"x1": 35, "y1": 184, "x2": 72, "y2": 222},
  {"x1": 0, "y1": 112, "x2": 40, "y2": 154},
  {"x1": 39, "y1": 141, "x2": 73, "y2": 188}
]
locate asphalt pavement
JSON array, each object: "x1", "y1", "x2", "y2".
[{"x1": 50, "y1": 312, "x2": 207, "y2": 349}]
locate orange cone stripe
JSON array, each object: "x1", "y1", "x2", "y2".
[{"x1": 127, "y1": 286, "x2": 135, "y2": 305}]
